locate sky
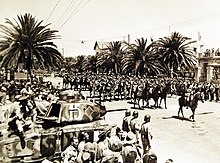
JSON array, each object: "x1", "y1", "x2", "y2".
[{"x1": 1, "y1": 0, "x2": 220, "y2": 57}]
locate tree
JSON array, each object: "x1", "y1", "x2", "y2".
[
  {"x1": 156, "y1": 32, "x2": 197, "y2": 77},
  {"x1": 97, "y1": 41, "x2": 124, "y2": 75},
  {"x1": 73, "y1": 55, "x2": 87, "y2": 73},
  {"x1": 84, "y1": 55, "x2": 98, "y2": 74},
  {"x1": 122, "y1": 37, "x2": 166, "y2": 77},
  {"x1": 0, "y1": 13, "x2": 64, "y2": 81}
]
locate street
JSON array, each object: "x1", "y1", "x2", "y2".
[
  {"x1": 103, "y1": 97, "x2": 220, "y2": 163},
  {"x1": 34, "y1": 77, "x2": 220, "y2": 163}
]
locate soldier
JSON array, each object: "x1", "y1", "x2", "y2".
[
  {"x1": 8, "y1": 80, "x2": 16, "y2": 102},
  {"x1": 122, "y1": 109, "x2": 132, "y2": 132},
  {"x1": 61, "y1": 136, "x2": 79, "y2": 163},
  {"x1": 130, "y1": 111, "x2": 140, "y2": 134},
  {"x1": 0, "y1": 86, "x2": 7, "y2": 105},
  {"x1": 8, "y1": 95, "x2": 34, "y2": 148},
  {"x1": 129, "y1": 111, "x2": 143, "y2": 157},
  {"x1": 209, "y1": 83, "x2": 215, "y2": 101},
  {"x1": 214, "y1": 83, "x2": 219, "y2": 102},
  {"x1": 141, "y1": 114, "x2": 153, "y2": 154}
]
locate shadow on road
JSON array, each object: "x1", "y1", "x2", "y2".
[
  {"x1": 197, "y1": 112, "x2": 214, "y2": 115},
  {"x1": 130, "y1": 106, "x2": 158, "y2": 110},
  {"x1": 162, "y1": 116, "x2": 194, "y2": 122}
]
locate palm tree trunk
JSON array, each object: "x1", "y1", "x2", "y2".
[
  {"x1": 114, "y1": 63, "x2": 118, "y2": 75},
  {"x1": 170, "y1": 64, "x2": 173, "y2": 78},
  {"x1": 28, "y1": 69, "x2": 33, "y2": 83}
]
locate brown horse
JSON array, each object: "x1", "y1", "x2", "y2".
[
  {"x1": 159, "y1": 83, "x2": 170, "y2": 109},
  {"x1": 178, "y1": 91, "x2": 204, "y2": 121},
  {"x1": 135, "y1": 84, "x2": 160, "y2": 109}
]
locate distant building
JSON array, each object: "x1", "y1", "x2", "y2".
[
  {"x1": 94, "y1": 41, "x2": 110, "y2": 55},
  {"x1": 196, "y1": 47, "x2": 220, "y2": 82}
]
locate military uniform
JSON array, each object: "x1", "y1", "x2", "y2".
[
  {"x1": 130, "y1": 116, "x2": 140, "y2": 134},
  {"x1": 141, "y1": 122, "x2": 152, "y2": 154},
  {"x1": 122, "y1": 111, "x2": 132, "y2": 133}
]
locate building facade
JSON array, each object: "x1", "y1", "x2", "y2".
[{"x1": 196, "y1": 48, "x2": 220, "y2": 82}]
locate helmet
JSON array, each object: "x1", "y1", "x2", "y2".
[
  {"x1": 132, "y1": 111, "x2": 138, "y2": 118},
  {"x1": 144, "y1": 114, "x2": 151, "y2": 122},
  {"x1": 125, "y1": 110, "x2": 131, "y2": 116}
]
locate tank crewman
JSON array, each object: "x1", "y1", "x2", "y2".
[
  {"x1": 7, "y1": 95, "x2": 34, "y2": 148},
  {"x1": 141, "y1": 114, "x2": 153, "y2": 154},
  {"x1": 122, "y1": 109, "x2": 132, "y2": 133}
]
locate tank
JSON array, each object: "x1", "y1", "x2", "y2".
[{"x1": 0, "y1": 91, "x2": 112, "y2": 163}]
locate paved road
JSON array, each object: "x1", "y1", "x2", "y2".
[{"x1": 103, "y1": 97, "x2": 220, "y2": 163}]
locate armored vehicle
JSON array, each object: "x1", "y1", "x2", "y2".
[{"x1": 0, "y1": 90, "x2": 112, "y2": 162}]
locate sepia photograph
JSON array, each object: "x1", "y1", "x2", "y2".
[{"x1": 0, "y1": 0, "x2": 220, "y2": 162}]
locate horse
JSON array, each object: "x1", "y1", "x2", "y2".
[
  {"x1": 134, "y1": 83, "x2": 161, "y2": 109},
  {"x1": 134, "y1": 84, "x2": 145, "y2": 109},
  {"x1": 113, "y1": 82, "x2": 123, "y2": 100},
  {"x1": 146, "y1": 84, "x2": 161, "y2": 108},
  {"x1": 178, "y1": 91, "x2": 204, "y2": 121},
  {"x1": 159, "y1": 83, "x2": 170, "y2": 109}
]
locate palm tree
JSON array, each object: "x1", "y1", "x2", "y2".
[
  {"x1": 156, "y1": 32, "x2": 197, "y2": 77},
  {"x1": 0, "y1": 13, "x2": 64, "y2": 81},
  {"x1": 73, "y1": 55, "x2": 87, "y2": 73},
  {"x1": 84, "y1": 55, "x2": 98, "y2": 73},
  {"x1": 122, "y1": 37, "x2": 166, "y2": 77},
  {"x1": 97, "y1": 41, "x2": 124, "y2": 75}
]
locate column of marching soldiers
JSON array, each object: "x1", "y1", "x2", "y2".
[
  {"x1": 62, "y1": 73, "x2": 219, "y2": 103},
  {"x1": 0, "y1": 73, "x2": 219, "y2": 106}
]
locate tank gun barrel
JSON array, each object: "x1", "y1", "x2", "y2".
[{"x1": 106, "y1": 108, "x2": 127, "y2": 112}]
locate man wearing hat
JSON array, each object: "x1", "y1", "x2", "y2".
[
  {"x1": 7, "y1": 95, "x2": 34, "y2": 148},
  {"x1": 77, "y1": 142, "x2": 96, "y2": 163},
  {"x1": 122, "y1": 132, "x2": 138, "y2": 163}
]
